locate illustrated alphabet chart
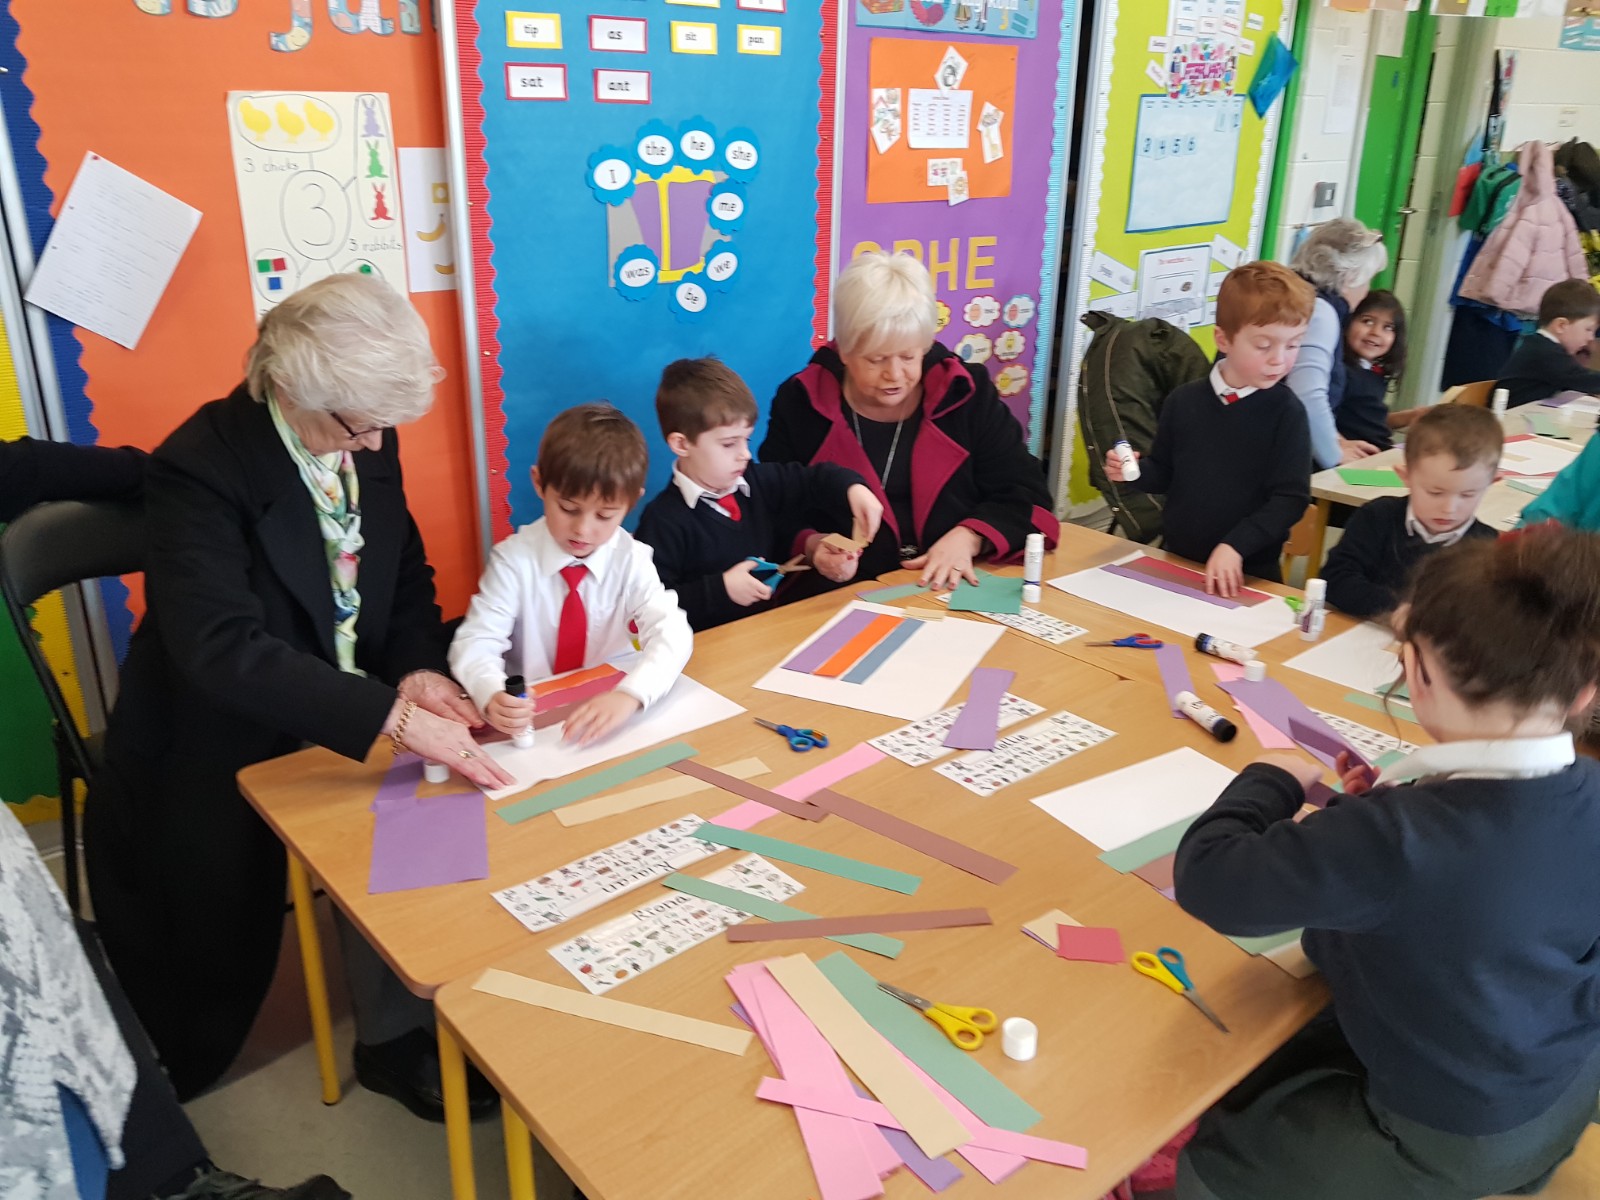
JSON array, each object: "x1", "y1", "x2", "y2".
[
  {"x1": 935, "y1": 711, "x2": 1116, "y2": 796},
  {"x1": 225, "y1": 90, "x2": 407, "y2": 315},
  {"x1": 870, "y1": 694, "x2": 1046, "y2": 767},
  {"x1": 1308, "y1": 710, "x2": 1417, "y2": 765}
]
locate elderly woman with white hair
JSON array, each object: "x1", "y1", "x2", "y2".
[
  {"x1": 85, "y1": 274, "x2": 508, "y2": 1121},
  {"x1": 1287, "y1": 218, "x2": 1390, "y2": 469},
  {"x1": 760, "y1": 252, "x2": 1058, "y2": 590}
]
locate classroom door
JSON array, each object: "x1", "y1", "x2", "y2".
[{"x1": 1353, "y1": 8, "x2": 1436, "y2": 292}]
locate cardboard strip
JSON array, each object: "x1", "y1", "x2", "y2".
[
  {"x1": 1152, "y1": 643, "x2": 1194, "y2": 718},
  {"x1": 664, "y1": 873, "x2": 903, "y2": 957},
  {"x1": 472, "y1": 968, "x2": 751, "y2": 1055},
  {"x1": 756, "y1": 1079, "x2": 1089, "y2": 1170},
  {"x1": 815, "y1": 613, "x2": 905, "y2": 677},
  {"x1": 772, "y1": 744, "x2": 886, "y2": 801},
  {"x1": 495, "y1": 741, "x2": 699, "y2": 824},
  {"x1": 765, "y1": 954, "x2": 971, "y2": 1159},
  {"x1": 725, "y1": 908, "x2": 991, "y2": 942},
  {"x1": 805, "y1": 789, "x2": 1018, "y2": 885},
  {"x1": 669, "y1": 760, "x2": 826, "y2": 822},
  {"x1": 692, "y1": 824, "x2": 922, "y2": 895},
  {"x1": 531, "y1": 663, "x2": 621, "y2": 698},
  {"x1": 840, "y1": 618, "x2": 924, "y2": 684},
  {"x1": 555, "y1": 757, "x2": 770, "y2": 827},
  {"x1": 942, "y1": 667, "x2": 1015, "y2": 750},
  {"x1": 782, "y1": 609, "x2": 881, "y2": 673}
]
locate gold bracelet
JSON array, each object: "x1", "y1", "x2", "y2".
[{"x1": 390, "y1": 700, "x2": 418, "y2": 755}]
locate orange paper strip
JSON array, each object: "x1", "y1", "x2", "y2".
[
  {"x1": 814, "y1": 614, "x2": 903, "y2": 678},
  {"x1": 531, "y1": 663, "x2": 621, "y2": 698}
]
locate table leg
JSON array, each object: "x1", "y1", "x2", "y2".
[
  {"x1": 1307, "y1": 499, "x2": 1332, "y2": 575},
  {"x1": 287, "y1": 853, "x2": 341, "y2": 1105},
  {"x1": 503, "y1": 1100, "x2": 538, "y2": 1200},
  {"x1": 438, "y1": 1021, "x2": 478, "y2": 1200}
]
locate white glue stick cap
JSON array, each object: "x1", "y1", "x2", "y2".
[
  {"x1": 423, "y1": 761, "x2": 451, "y2": 785},
  {"x1": 1243, "y1": 659, "x2": 1267, "y2": 682},
  {"x1": 1002, "y1": 1017, "x2": 1038, "y2": 1061},
  {"x1": 513, "y1": 728, "x2": 536, "y2": 750}
]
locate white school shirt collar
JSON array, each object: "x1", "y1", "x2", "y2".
[
  {"x1": 1404, "y1": 504, "x2": 1474, "y2": 547},
  {"x1": 1540, "y1": 329, "x2": 1562, "y2": 345},
  {"x1": 1376, "y1": 732, "x2": 1575, "y2": 787},
  {"x1": 1209, "y1": 364, "x2": 1258, "y2": 406},
  {"x1": 524, "y1": 516, "x2": 620, "y2": 583},
  {"x1": 672, "y1": 468, "x2": 750, "y2": 511}
]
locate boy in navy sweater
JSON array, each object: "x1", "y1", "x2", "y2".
[
  {"x1": 1174, "y1": 527, "x2": 1600, "y2": 1199},
  {"x1": 1323, "y1": 404, "x2": 1500, "y2": 619},
  {"x1": 1495, "y1": 278, "x2": 1600, "y2": 409},
  {"x1": 635, "y1": 357, "x2": 882, "y2": 630},
  {"x1": 1105, "y1": 262, "x2": 1314, "y2": 594}
]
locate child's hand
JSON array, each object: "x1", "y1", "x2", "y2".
[
  {"x1": 845, "y1": 484, "x2": 884, "y2": 545},
  {"x1": 811, "y1": 538, "x2": 861, "y2": 583},
  {"x1": 1336, "y1": 750, "x2": 1379, "y2": 797},
  {"x1": 1104, "y1": 448, "x2": 1139, "y2": 482},
  {"x1": 1205, "y1": 544, "x2": 1244, "y2": 597},
  {"x1": 1255, "y1": 753, "x2": 1323, "y2": 794},
  {"x1": 484, "y1": 690, "x2": 535, "y2": 735},
  {"x1": 1338, "y1": 437, "x2": 1380, "y2": 464},
  {"x1": 723, "y1": 560, "x2": 774, "y2": 607},
  {"x1": 563, "y1": 690, "x2": 642, "y2": 746}
]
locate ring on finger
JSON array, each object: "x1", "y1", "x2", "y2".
[{"x1": 458, "y1": 749, "x2": 477, "y2": 759}]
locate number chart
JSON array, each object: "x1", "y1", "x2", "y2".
[{"x1": 225, "y1": 90, "x2": 407, "y2": 316}]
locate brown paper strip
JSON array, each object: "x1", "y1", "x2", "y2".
[
  {"x1": 806, "y1": 789, "x2": 1018, "y2": 884},
  {"x1": 669, "y1": 760, "x2": 826, "y2": 821},
  {"x1": 726, "y1": 908, "x2": 992, "y2": 942}
]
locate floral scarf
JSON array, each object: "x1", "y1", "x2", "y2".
[{"x1": 268, "y1": 394, "x2": 365, "y2": 675}]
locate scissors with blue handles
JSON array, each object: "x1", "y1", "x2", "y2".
[
  {"x1": 1085, "y1": 633, "x2": 1164, "y2": 649},
  {"x1": 754, "y1": 718, "x2": 829, "y2": 752},
  {"x1": 1132, "y1": 947, "x2": 1230, "y2": 1033},
  {"x1": 877, "y1": 982, "x2": 998, "y2": 1051},
  {"x1": 747, "y1": 555, "x2": 811, "y2": 585}
]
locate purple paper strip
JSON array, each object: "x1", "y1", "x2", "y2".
[
  {"x1": 1541, "y1": 391, "x2": 1586, "y2": 408},
  {"x1": 942, "y1": 667, "x2": 1016, "y2": 750},
  {"x1": 371, "y1": 753, "x2": 426, "y2": 811},
  {"x1": 781, "y1": 608, "x2": 881, "y2": 673},
  {"x1": 1216, "y1": 679, "x2": 1365, "y2": 771},
  {"x1": 368, "y1": 792, "x2": 488, "y2": 894},
  {"x1": 1304, "y1": 782, "x2": 1338, "y2": 810},
  {"x1": 1158, "y1": 886, "x2": 1176, "y2": 901},
  {"x1": 1152, "y1": 643, "x2": 1194, "y2": 719},
  {"x1": 1101, "y1": 563, "x2": 1246, "y2": 609},
  {"x1": 1288, "y1": 716, "x2": 1369, "y2": 770}
]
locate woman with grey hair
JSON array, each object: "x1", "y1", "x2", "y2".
[
  {"x1": 86, "y1": 274, "x2": 508, "y2": 1120},
  {"x1": 1288, "y1": 218, "x2": 1390, "y2": 469}
]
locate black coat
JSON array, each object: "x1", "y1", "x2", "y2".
[
  {"x1": 85, "y1": 386, "x2": 452, "y2": 1098},
  {"x1": 0, "y1": 436, "x2": 145, "y2": 522}
]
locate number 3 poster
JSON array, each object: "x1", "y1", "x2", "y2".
[{"x1": 225, "y1": 90, "x2": 407, "y2": 315}]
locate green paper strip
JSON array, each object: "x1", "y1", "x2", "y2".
[
  {"x1": 1336, "y1": 467, "x2": 1403, "y2": 488},
  {"x1": 661, "y1": 873, "x2": 902, "y2": 958},
  {"x1": 948, "y1": 573, "x2": 1024, "y2": 615},
  {"x1": 1228, "y1": 928, "x2": 1304, "y2": 955},
  {"x1": 691, "y1": 823, "x2": 921, "y2": 895},
  {"x1": 1523, "y1": 412, "x2": 1568, "y2": 439},
  {"x1": 859, "y1": 582, "x2": 932, "y2": 602},
  {"x1": 1342, "y1": 691, "x2": 1418, "y2": 724},
  {"x1": 1371, "y1": 748, "x2": 1407, "y2": 771},
  {"x1": 816, "y1": 951, "x2": 1041, "y2": 1133},
  {"x1": 1507, "y1": 479, "x2": 1550, "y2": 497},
  {"x1": 496, "y1": 741, "x2": 698, "y2": 824},
  {"x1": 1097, "y1": 815, "x2": 1202, "y2": 873}
]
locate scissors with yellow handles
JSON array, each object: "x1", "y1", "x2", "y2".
[
  {"x1": 877, "y1": 982, "x2": 998, "y2": 1051},
  {"x1": 1132, "y1": 947, "x2": 1230, "y2": 1034}
]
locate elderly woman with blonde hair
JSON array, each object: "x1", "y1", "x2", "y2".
[
  {"x1": 760, "y1": 252, "x2": 1058, "y2": 590},
  {"x1": 1288, "y1": 218, "x2": 1390, "y2": 469},
  {"x1": 86, "y1": 274, "x2": 507, "y2": 1120}
]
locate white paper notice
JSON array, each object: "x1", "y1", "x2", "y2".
[
  {"x1": 1246, "y1": 12, "x2": 1264, "y2": 30},
  {"x1": 871, "y1": 87, "x2": 903, "y2": 154},
  {"x1": 1088, "y1": 291, "x2": 1138, "y2": 319},
  {"x1": 1282, "y1": 621, "x2": 1404, "y2": 697},
  {"x1": 1031, "y1": 748, "x2": 1237, "y2": 851},
  {"x1": 1089, "y1": 250, "x2": 1137, "y2": 293},
  {"x1": 1210, "y1": 233, "x2": 1244, "y2": 270},
  {"x1": 1323, "y1": 54, "x2": 1362, "y2": 137},
  {"x1": 397, "y1": 148, "x2": 457, "y2": 293},
  {"x1": 1146, "y1": 59, "x2": 1167, "y2": 89},
  {"x1": 907, "y1": 88, "x2": 972, "y2": 150},
  {"x1": 25, "y1": 153, "x2": 200, "y2": 350}
]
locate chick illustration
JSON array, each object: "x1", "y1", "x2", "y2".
[
  {"x1": 304, "y1": 102, "x2": 335, "y2": 142},
  {"x1": 238, "y1": 98, "x2": 273, "y2": 141},
  {"x1": 275, "y1": 101, "x2": 306, "y2": 143}
]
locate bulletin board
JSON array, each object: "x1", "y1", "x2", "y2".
[{"x1": 1049, "y1": 0, "x2": 1295, "y2": 509}]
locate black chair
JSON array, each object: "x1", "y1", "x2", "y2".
[{"x1": 0, "y1": 499, "x2": 144, "y2": 915}]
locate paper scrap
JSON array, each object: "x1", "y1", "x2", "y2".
[
  {"x1": 1336, "y1": 467, "x2": 1404, "y2": 488},
  {"x1": 725, "y1": 907, "x2": 991, "y2": 941},
  {"x1": 907, "y1": 88, "x2": 972, "y2": 150},
  {"x1": 1056, "y1": 924, "x2": 1127, "y2": 965},
  {"x1": 1289, "y1": 714, "x2": 1367, "y2": 768},
  {"x1": 473, "y1": 968, "x2": 751, "y2": 1055},
  {"x1": 941, "y1": 668, "x2": 1015, "y2": 751},
  {"x1": 948, "y1": 574, "x2": 1024, "y2": 615},
  {"x1": 666, "y1": 872, "x2": 903, "y2": 957},
  {"x1": 693, "y1": 822, "x2": 922, "y2": 894},
  {"x1": 670, "y1": 759, "x2": 826, "y2": 822},
  {"x1": 805, "y1": 788, "x2": 1019, "y2": 885},
  {"x1": 555, "y1": 757, "x2": 769, "y2": 827},
  {"x1": 869, "y1": 693, "x2": 1045, "y2": 767},
  {"x1": 772, "y1": 743, "x2": 886, "y2": 801},
  {"x1": 935, "y1": 45, "x2": 968, "y2": 92},
  {"x1": 495, "y1": 741, "x2": 698, "y2": 823},
  {"x1": 1023, "y1": 908, "x2": 1079, "y2": 947},
  {"x1": 25, "y1": 152, "x2": 201, "y2": 350},
  {"x1": 1131, "y1": 852, "x2": 1176, "y2": 891},
  {"x1": 368, "y1": 792, "x2": 486, "y2": 893},
  {"x1": 1031, "y1": 747, "x2": 1234, "y2": 851},
  {"x1": 936, "y1": 711, "x2": 1116, "y2": 798}
]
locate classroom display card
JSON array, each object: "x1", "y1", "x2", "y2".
[
  {"x1": 551, "y1": 854, "x2": 803, "y2": 994},
  {"x1": 492, "y1": 815, "x2": 722, "y2": 933},
  {"x1": 935, "y1": 711, "x2": 1115, "y2": 797},
  {"x1": 870, "y1": 694, "x2": 1046, "y2": 767}
]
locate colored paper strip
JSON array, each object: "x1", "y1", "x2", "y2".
[
  {"x1": 1336, "y1": 467, "x2": 1403, "y2": 487},
  {"x1": 1343, "y1": 690, "x2": 1418, "y2": 724},
  {"x1": 472, "y1": 968, "x2": 751, "y2": 1055},
  {"x1": 664, "y1": 874, "x2": 903, "y2": 957},
  {"x1": 554, "y1": 757, "x2": 770, "y2": 827},
  {"x1": 534, "y1": 669, "x2": 624, "y2": 713},
  {"x1": 1096, "y1": 815, "x2": 1201, "y2": 873},
  {"x1": 1229, "y1": 928, "x2": 1304, "y2": 955},
  {"x1": 814, "y1": 952, "x2": 1042, "y2": 1135},
  {"x1": 713, "y1": 798, "x2": 789, "y2": 832},
  {"x1": 495, "y1": 741, "x2": 699, "y2": 824},
  {"x1": 1152, "y1": 643, "x2": 1194, "y2": 718},
  {"x1": 805, "y1": 788, "x2": 1018, "y2": 885},
  {"x1": 1524, "y1": 411, "x2": 1569, "y2": 439},
  {"x1": 691, "y1": 824, "x2": 921, "y2": 894},
  {"x1": 1289, "y1": 715, "x2": 1368, "y2": 768},
  {"x1": 1119, "y1": 555, "x2": 1273, "y2": 604},
  {"x1": 772, "y1": 743, "x2": 887, "y2": 801},
  {"x1": 840, "y1": 617, "x2": 925, "y2": 683},
  {"x1": 1056, "y1": 924, "x2": 1126, "y2": 964},
  {"x1": 942, "y1": 667, "x2": 1015, "y2": 750},
  {"x1": 669, "y1": 759, "x2": 826, "y2": 821},
  {"x1": 1131, "y1": 852, "x2": 1176, "y2": 891},
  {"x1": 531, "y1": 662, "x2": 621, "y2": 698},
  {"x1": 1213, "y1": 664, "x2": 1296, "y2": 749},
  {"x1": 1215, "y1": 680, "x2": 1363, "y2": 771},
  {"x1": 948, "y1": 573, "x2": 1025, "y2": 615},
  {"x1": 368, "y1": 792, "x2": 487, "y2": 893},
  {"x1": 1101, "y1": 563, "x2": 1245, "y2": 609},
  {"x1": 857, "y1": 581, "x2": 932, "y2": 603},
  {"x1": 725, "y1": 908, "x2": 991, "y2": 941},
  {"x1": 815, "y1": 613, "x2": 904, "y2": 677},
  {"x1": 782, "y1": 608, "x2": 880, "y2": 673}
]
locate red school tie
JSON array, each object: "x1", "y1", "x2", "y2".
[
  {"x1": 1222, "y1": 391, "x2": 1240, "y2": 405},
  {"x1": 714, "y1": 494, "x2": 742, "y2": 521},
  {"x1": 554, "y1": 563, "x2": 588, "y2": 675}
]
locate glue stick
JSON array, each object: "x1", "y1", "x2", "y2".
[
  {"x1": 505, "y1": 674, "x2": 536, "y2": 749},
  {"x1": 1111, "y1": 439, "x2": 1141, "y2": 482},
  {"x1": 1194, "y1": 633, "x2": 1257, "y2": 665},
  {"x1": 1299, "y1": 579, "x2": 1327, "y2": 642},
  {"x1": 1491, "y1": 387, "x2": 1510, "y2": 418},
  {"x1": 1174, "y1": 691, "x2": 1237, "y2": 743},
  {"x1": 1023, "y1": 532, "x2": 1044, "y2": 604}
]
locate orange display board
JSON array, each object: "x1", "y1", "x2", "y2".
[
  {"x1": 12, "y1": 5, "x2": 480, "y2": 616},
  {"x1": 866, "y1": 36, "x2": 1016, "y2": 206}
]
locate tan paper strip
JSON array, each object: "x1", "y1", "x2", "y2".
[
  {"x1": 555, "y1": 757, "x2": 770, "y2": 827},
  {"x1": 725, "y1": 908, "x2": 992, "y2": 942},
  {"x1": 765, "y1": 954, "x2": 970, "y2": 1158},
  {"x1": 472, "y1": 968, "x2": 752, "y2": 1056}
]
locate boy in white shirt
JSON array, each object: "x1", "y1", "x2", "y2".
[{"x1": 450, "y1": 403, "x2": 692, "y2": 746}]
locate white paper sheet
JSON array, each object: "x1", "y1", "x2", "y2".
[
  {"x1": 1282, "y1": 621, "x2": 1403, "y2": 697},
  {"x1": 1029, "y1": 747, "x2": 1237, "y2": 851},
  {"x1": 907, "y1": 88, "x2": 972, "y2": 150},
  {"x1": 480, "y1": 674, "x2": 744, "y2": 802},
  {"x1": 25, "y1": 153, "x2": 200, "y2": 350},
  {"x1": 396, "y1": 147, "x2": 457, "y2": 293},
  {"x1": 753, "y1": 601, "x2": 1004, "y2": 720},
  {"x1": 1499, "y1": 437, "x2": 1580, "y2": 477},
  {"x1": 1048, "y1": 555, "x2": 1299, "y2": 648}
]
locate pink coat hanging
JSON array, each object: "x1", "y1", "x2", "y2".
[{"x1": 1460, "y1": 140, "x2": 1588, "y2": 317}]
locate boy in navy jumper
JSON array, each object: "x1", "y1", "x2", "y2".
[
  {"x1": 1495, "y1": 278, "x2": 1600, "y2": 409},
  {"x1": 634, "y1": 357, "x2": 882, "y2": 630},
  {"x1": 1105, "y1": 261, "x2": 1314, "y2": 595},
  {"x1": 1174, "y1": 527, "x2": 1600, "y2": 1199}
]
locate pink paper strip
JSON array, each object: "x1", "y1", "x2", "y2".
[
  {"x1": 713, "y1": 799, "x2": 781, "y2": 831},
  {"x1": 1102, "y1": 563, "x2": 1245, "y2": 609},
  {"x1": 941, "y1": 668, "x2": 1015, "y2": 750},
  {"x1": 757, "y1": 1079, "x2": 1089, "y2": 1171},
  {"x1": 1216, "y1": 679, "x2": 1365, "y2": 770},
  {"x1": 773, "y1": 744, "x2": 887, "y2": 801},
  {"x1": 883, "y1": 1037, "x2": 1025, "y2": 1183},
  {"x1": 1152, "y1": 643, "x2": 1193, "y2": 718},
  {"x1": 1210, "y1": 665, "x2": 1294, "y2": 748}
]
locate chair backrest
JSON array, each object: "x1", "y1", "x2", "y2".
[
  {"x1": 0, "y1": 499, "x2": 145, "y2": 608},
  {"x1": 1441, "y1": 379, "x2": 1496, "y2": 408},
  {"x1": 1280, "y1": 502, "x2": 1323, "y2": 582}
]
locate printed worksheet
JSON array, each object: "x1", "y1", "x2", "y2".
[
  {"x1": 907, "y1": 89, "x2": 973, "y2": 149},
  {"x1": 935, "y1": 711, "x2": 1116, "y2": 796},
  {"x1": 870, "y1": 694, "x2": 1046, "y2": 767}
]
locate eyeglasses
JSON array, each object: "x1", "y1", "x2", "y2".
[{"x1": 330, "y1": 411, "x2": 390, "y2": 441}]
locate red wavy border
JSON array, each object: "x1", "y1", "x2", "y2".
[{"x1": 812, "y1": 0, "x2": 838, "y2": 348}]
